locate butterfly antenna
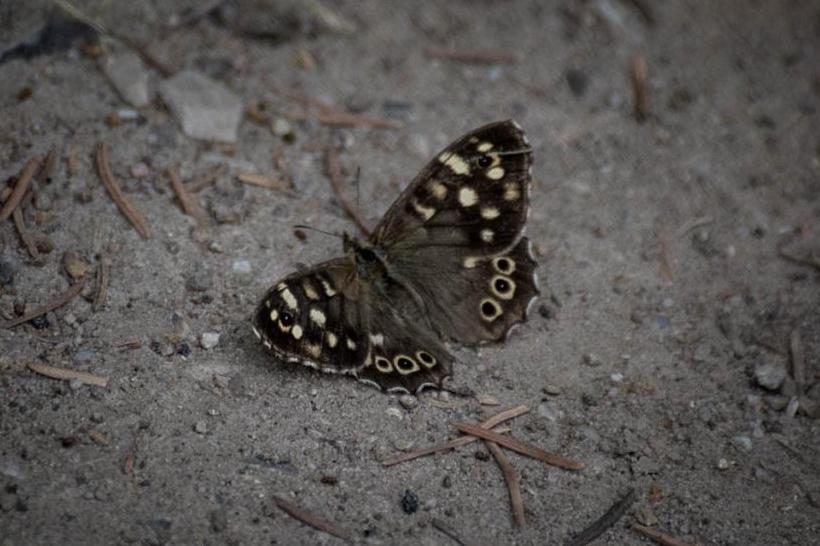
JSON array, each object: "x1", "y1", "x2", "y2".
[{"x1": 293, "y1": 224, "x2": 343, "y2": 240}]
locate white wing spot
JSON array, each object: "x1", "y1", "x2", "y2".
[
  {"x1": 458, "y1": 187, "x2": 478, "y2": 207},
  {"x1": 269, "y1": 309, "x2": 279, "y2": 322},
  {"x1": 327, "y1": 332, "x2": 338, "y2": 348},
  {"x1": 252, "y1": 326, "x2": 262, "y2": 339},
  {"x1": 439, "y1": 152, "x2": 471, "y2": 175},
  {"x1": 492, "y1": 257, "x2": 516, "y2": 274},
  {"x1": 480, "y1": 298, "x2": 503, "y2": 322},
  {"x1": 487, "y1": 166, "x2": 505, "y2": 180},
  {"x1": 481, "y1": 229, "x2": 494, "y2": 243},
  {"x1": 481, "y1": 206, "x2": 500, "y2": 220},
  {"x1": 320, "y1": 278, "x2": 336, "y2": 297},
  {"x1": 309, "y1": 308, "x2": 326, "y2": 327},
  {"x1": 429, "y1": 181, "x2": 448, "y2": 200},
  {"x1": 302, "y1": 280, "x2": 320, "y2": 300},
  {"x1": 305, "y1": 343, "x2": 321, "y2": 358},
  {"x1": 464, "y1": 256, "x2": 479, "y2": 268},
  {"x1": 346, "y1": 338, "x2": 357, "y2": 350},
  {"x1": 370, "y1": 333, "x2": 384, "y2": 346},
  {"x1": 281, "y1": 288, "x2": 298, "y2": 310},
  {"x1": 276, "y1": 283, "x2": 287, "y2": 291},
  {"x1": 503, "y1": 182, "x2": 521, "y2": 201},
  {"x1": 291, "y1": 324, "x2": 303, "y2": 339},
  {"x1": 375, "y1": 356, "x2": 393, "y2": 373},
  {"x1": 477, "y1": 141, "x2": 494, "y2": 152},
  {"x1": 412, "y1": 198, "x2": 436, "y2": 220}
]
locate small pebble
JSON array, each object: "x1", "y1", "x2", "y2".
[
  {"x1": 200, "y1": 332, "x2": 220, "y2": 350},
  {"x1": 398, "y1": 395, "x2": 418, "y2": 410},
  {"x1": 69, "y1": 378, "x2": 84, "y2": 391},
  {"x1": 732, "y1": 435, "x2": 753, "y2": 452},
  {"x1": 401, "y1": 489, "x2": 419, "y2": 514},
  {"x1": 63, "y1": 251, "x2": 90, "y2": 279},
  {"x1": 754, "y1": 361, "x2": 787, "y2": 391},
  {"x1": 232, "y1": 260, "x2": 251, "y2": 274},
  {"x1": 543, "y1": 384, "x2": 562, "y2": 396},
  {"x1": 271, "y1": 117, "x2": 293, "y2": 137},
  {"x1": 194, "y1": 421, "x2": 208, "y2": 434},
  {"x1": 717, "y1": 458, "x2": 730, "y2": 470},
  {"x1": 582, "y1": 353, "x2": 603, "y2": 367},
  {"x1": 385, "y1": 407, "x2": 403, "y2": 420},
  {"x1": 130, "y1": 162, "x2": 151, "y2": 178},
  {"x1": 610, "y1": 372, "x2": 624, "y2": 383}
]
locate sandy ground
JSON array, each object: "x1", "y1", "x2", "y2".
[{"x1": 1, "y1": 1, "x2": 819, "y2": 545}]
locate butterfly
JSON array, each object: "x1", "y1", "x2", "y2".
[{"x1": 252, "y1": 120, "x2": 539, "y2": 394}]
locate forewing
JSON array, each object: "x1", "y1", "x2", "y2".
[
  {"x1": 252, "y1": 258, "x2": 370, "y2": 374},
  {"x1": 371, "y1": 120, "x2": 532, "y2": 255}
]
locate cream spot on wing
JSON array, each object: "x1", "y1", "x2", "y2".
[
  {"x1": 375, "y1": 356, "x2": 393, "y2": 373},
  {"x1": 327, "y1": 332, "x2": 338, "y2": 348},
  {"x1": 481, "y1": 206, "x2": 500, "y2": 220},
  {"x1": 490, "y1": 275, "x2": 516, "y2": 301},
  {"x1": 265, "y1": 299, "x2": 271, "y2": 308},
  {"x1": 480, "y1": 298, "x2": 503, "y2": 322},
  {"x1": 302, "y1": 280, "x2": 320, "y2": 300},
  {"x1": 281, "y1": 288, "x2": 298, "y2": 310},
  {"x1": 269, "y1": 309, "x2": 279, "y2": 322},
  {"x1": 263, "y1": 339, "x2": 272, "y2": 349},
  {"x1": 477, "y1": 141, "x2": 494, "y2": 152},
  {"x1": 439, "y1": 152, "x2": 471, "y2": 175},
  {"x1": 305, "y1": 343, "x2": 321, "y2": 358},
  {"x1": 291, "y1": 324, "x2": 303, "y2": 339},
  {"x1": 309, "y1": 308, "x2": 326, "y2": 327},
  {"x1": 394, "y1": 354, "x2": 420, "y2": 375},
  {"x1": 416, "y1": 351, "x2": 437, "y2": 368},
  {"x1": 276, "y1": 282, "x2": 287, "y2": 292},
  {"x1": 346, "y1": 338, "x2": 357, "y2": 350},
  {"x1": 463, "y1": 256, "x2": 479, "y2": 268},
  {"x1": 277, "y1": 320, "x2": 291, "y2": 332},
  {"x1": 319, "y1": 278, "x2": 336, "y2": 297},
  {"x1": 503, "y1": 182, "x2": 521, "y2": 201},
  {"x1": 458, "y1": 187, "x2": 478, "y2": 207},
  {"x1": 429, "y1": 181, "x2": 447, "y2": 200},
  {"x1": 492, "y1": 257, "x2": 516, "y2": 274},
  {"x1": 487, "y1": 166, "x2": 505, "y2": 180},
  {"x1": 412, "y1": 198, "x2": 435, "y2": 220},
  {"x1": 480, "y1": 229, "x2": 494, "y2": 243},
  {"x1": 252, "y1": 326, "x2": 262, "y2": 339},
  {"x1": 370, "y1": 333, "x2": 384, "y2": 346}
]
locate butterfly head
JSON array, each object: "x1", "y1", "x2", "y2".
[{"x1": 343, "y1": 233, "x2": 386, "y2": 280}]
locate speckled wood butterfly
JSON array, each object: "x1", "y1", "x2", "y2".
[{"x1": 252, "y1": 120, "x2": 538, "y2": 393}]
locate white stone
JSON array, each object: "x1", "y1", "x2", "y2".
[
  {"x1": 200, "y1": 332, "x2": 221, "y2": 350},
  {"x1": 159, "y1": 70, "x2": 242, "y2": 143},
  {"x1": 102, "y1": 51, "x2": 150, "y2": 107}
]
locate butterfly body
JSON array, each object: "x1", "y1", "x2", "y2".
[{"x1": 253, "y1": 120, "x2": 539, "y2": 393}]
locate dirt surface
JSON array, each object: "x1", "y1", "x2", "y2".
[{"x1": 1, "y1": 1, "x2": 819, "y2": 545}]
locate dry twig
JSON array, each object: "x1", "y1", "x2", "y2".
[
  {"x1": 39, "y1": 148, "x2": 58, "y2": 182},
  {"x1": 382, "y1": 405, "x2": 529, "y2": 466},
  {"x1": 451, "y1": 422, "x2": 585, "y2": 470},
  {"x1": 93, "y1": 255, "x2": 111, "y2": 311},
  {"x1": 566, "y1": 488, "x2": 636, "y2": 546},
  {"x1": 66, "y1": 145, "x2": 80, "y2": 177},
  {"x1": 630, "y1": 54, "x2": 649, "y2": 122},
  {"x1": 186, "y1": 164, "x2": 226, "y2": 193},
  {"x1": 12, "y1": 207, "x2": 42, "y2": 261},
  {"x1": 95, "y1": 143, "x2": 152, "y2": 239},
  {"x1": 273, "y1": 495, "x2": 352, "y2": 543},
  {"x1": 324, "y1": 147, "x2": 371, "y2": 238},
  {"x1": 632, "y1": 523, "x2": 696, "y2": 546},
  {"x1": 425, "y1": 46, "x2": 519, "y2": 65},
  {"x1": 237, "y1": 172, "x2": 292, "y2": 192},
  {"x1": 27, "y1": 362, "x2": 108, "y2": 387},
  {"x1": 0, "y1": 279, "x2": 86, "y2": 329},
  {"x1": 0, "y1": 158, "x2": 40, "y2": 222},
  {"x1": 790, "y1": 329, "x2": 806, "y2": 392},
  {"x1": 432, "y1": 518, "x2": 477, "y2": 546},
  {"x1": 168, "y1": 169, "x2": 209, "y2": 224},
  {"x1": 286, "y1": 110, "x2": 401, "y2": 130},
  {"x1": 486, "y1": 441, "x2": 525, "y2": 526}
]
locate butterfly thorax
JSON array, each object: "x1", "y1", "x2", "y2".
[{"x1": 343, "y1": 233, "x2": 387, "y2": 281}]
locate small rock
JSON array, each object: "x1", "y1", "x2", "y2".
[
  {"x1": 69, "y1": 378, "x2": 84, "y2": 391},
  {"x1": 610, "y1": 372, "x2": 624, "y2": 383},
  {"x1": 537, "y1": 403, "x2": 558, "y2": 421},
  {"x1": 385, "y1": 407, "x2": 403, "y2": 420},
  {"x1": 398, "y1": 395, "x2": 418, "y2": 410},
  {"x1": 401, "y1": 489, "x2": 419, "y2": 514},
  {"x1": 0, "y1": 254, "x2": 19, "y2": 286},
  {"x1": 476, "y1": 393, "x2": 500, "y2": 406},
  {"x1": 130, "y1": 162, "x2": 151, "y2": 178},
  {"x1": 171, "y1": 311, "x2": 191, "y2": 340},
  {"x1": 271, "y1": 117, "x2": 292, "y2": 137},
  {"x1": 441, "y1": 475, "x2": 452, "y2": 488},
  {"x1": 194, "y1": 421, "x2": 208, "y2": 434},
  {"x1": 543, "y1": 384, "x2": 562, "y2": 396},
  {"x1": 186, "y1": 269, "x2": 213, "y2": 292},
  {"x1": 159, "y1": 70, "x2": 243, "y2": 143},
  {"x1": 63, "y1": 251, "x2": 90, "y2": 279},
  {"x1": 232, "y1": 260, "x2": 251, "y2": 274},
  {"x1": 754, "y1": 361, "x2": 786, "y2": 391},
  {"x1": 582, "y1": 353, "x2": 603, "y2": 367},
  {"x1": 731, "y1": 435, "x2": 753, "y2": 452},
  {"x1": 210, "y1": 509, "x2": 228, "y2": 533},
  {"x1": 33, "y1": 192, "x2": 52, "y2": 211},
  {"x1": 200, "y1": 332, "x2": 220, "y2": 350},
  {"x1": 717, "y1": 458, "x2": 730, "y2": 470},
  {"x1": 101, "y1": 51, "x2": 151, "y2": 107}
]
